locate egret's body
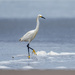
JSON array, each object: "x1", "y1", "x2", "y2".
[
  {"x1": 19, "y1": 14, "x2": 45, "y2": 58},
  {"x1": 20, "y1": 29, "x2": 38, "y2": 43}
]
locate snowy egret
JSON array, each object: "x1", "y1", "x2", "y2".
[{"x1": 19, "y1": 14, "x2": 45, "y2": 58}]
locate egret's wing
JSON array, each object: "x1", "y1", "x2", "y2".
[{"x1": 20, "y1": 30, "x2": 35, "y2": 42}]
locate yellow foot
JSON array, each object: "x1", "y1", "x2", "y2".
[
  {"x1": 28, "y1": 56, "x2": 30, "y2": 59},
  {"x1": 32, "y1": 50, "x2": 37, "y2": 55}
]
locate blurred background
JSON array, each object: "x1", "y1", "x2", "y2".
[{"x1": 0, "y1": 0, "x2": 75, "y2": 19}]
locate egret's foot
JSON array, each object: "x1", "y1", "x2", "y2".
[
  {"x1": 32, "y1": 50, "x2": 37, "y2": 55},
  {"x1": 28, "y1": 56, "x2": 30, "y2": 59}
]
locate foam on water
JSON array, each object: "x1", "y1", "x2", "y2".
[
  {"x1": 0, "y1": 61, "x2": 11, "y2": 65},
  {"x1": 37, "y1": 51, "x2": 75, "y2": 56},
  {"x1": 0, "y1": 59, "x2": 33, "y2": 65},
  {"x1": 36, "y1": 51, "x2": 47, "y2": 56},
  {"x1": 23, "y1": 66, "x2": 33, "y2": 69},
  {"x1": 0, "y1": 66, "x2": 10, "y2": 69},
  {"x1": 56, "y1": 66, "x2": 67, "y2": 69}
]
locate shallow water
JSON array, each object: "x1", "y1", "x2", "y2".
[
  {"x1": 0, "y1": 18, "x2": 75, "y2": 70},
  {"x1": 0, "y1": 42, "x2": 75, "y2": 70}
]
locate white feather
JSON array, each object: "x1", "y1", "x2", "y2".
[{"x1": 20, "y1": 30, "x2": 36, "y2": 42}]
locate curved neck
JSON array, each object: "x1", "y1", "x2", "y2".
[{"x1": 35, "y1": 16, "x2": 40, "y2": 31}]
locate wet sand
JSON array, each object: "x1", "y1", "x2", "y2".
[{"x1": 0, "y1": 70, "x2": 75, "y2": 75}]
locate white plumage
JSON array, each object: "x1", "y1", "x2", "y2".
[{"x1": 20, "y1": 30, "x2": 36, "y2": 43}]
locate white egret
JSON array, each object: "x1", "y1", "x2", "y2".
[{"x1": 19, "y1": 14, "x2": 45, "y2": 58}]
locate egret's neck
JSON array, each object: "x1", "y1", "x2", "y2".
[{"x1": 35, "y1": 16, "x2": 40, "y2": 32}]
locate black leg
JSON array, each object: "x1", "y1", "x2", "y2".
[
  {"x1": 28, "y1": 45, "x2": 37, "y2": 55},
  {"x1": 29, "y1": 47, "x2": 34, "y2": 50},
  {"x1": 27, "y1": 43, "x2": 30, "y2": 57},
  {"x1": 27, "y1": 43, "x2": 34, "y2": 50},
  {"x1": 27, "y1": 43, "x2": 37, "y2": 56}
]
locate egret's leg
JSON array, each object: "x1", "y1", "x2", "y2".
[
  {"x1": 29, "y1": 47, "x2": 37, "y2": 55},
  {"x1": 27, "y1": 43, "x2": 30, "y2": 59}
]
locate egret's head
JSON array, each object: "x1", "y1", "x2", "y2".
[{"x1": 38, "y1": 14, "x2": 45, "y2": 19}]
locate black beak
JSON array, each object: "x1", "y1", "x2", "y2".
[{"x1": 41, "y1": 16, "x2": 45, "y2": 19}]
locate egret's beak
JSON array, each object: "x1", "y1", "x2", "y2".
[{"x1": 41, "y1": 16, "x2": 45, "y2": 19}]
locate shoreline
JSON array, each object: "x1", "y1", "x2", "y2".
[{"x1": 0, "y1": 69, "x2": 75, "y2": 75}]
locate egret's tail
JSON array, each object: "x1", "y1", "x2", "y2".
[{"x1": 19, "y1": 38, "x2": 21, "y2": 41}]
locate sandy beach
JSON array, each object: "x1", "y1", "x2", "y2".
[{"x1": 0, "y1": 70, "x2": 75, "y2": 75}]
